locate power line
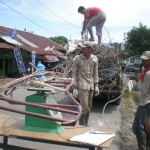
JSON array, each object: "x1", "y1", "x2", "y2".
[
  {"x1": 24, "y1": 0, "x2": 74, "y2": 27},
  {"x1": 0, "y1": 0, "x2": 57, "y2": 36},
  {"x1": 32, "y1": 0, "x2": 80, "y2": 29}
]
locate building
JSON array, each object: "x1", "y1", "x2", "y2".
[{"x1": 0, "y1": 26, "x2": 66, "y2": 77}]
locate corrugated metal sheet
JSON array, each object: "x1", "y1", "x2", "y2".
[
  {"x1": 0, "y1": 36, "x2": 22, "y2": 46},
  {"x1": 17, "y1": 34, "x2": 38, "y2": 48},
  {"x1": 0, "y1": 26, "x2": 66, "y2": 57}
]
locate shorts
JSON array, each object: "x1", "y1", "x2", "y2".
[{"x1": 87, "y1": 13, "x2": 106, "y2": 36}]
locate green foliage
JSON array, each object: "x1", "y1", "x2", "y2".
[
  {"x1": 124, "y1": 23, "x2": 150, "y2": 57},
  {"x1": 132, "y1": 91, "x2": 140, "y2": 104},
  {"x1": 122, "y1": 91, "x2": 133, "y2": 114},
  {"x1": 123, "y1": 90, "x2": 140, "y2": 106},
  {"x1": 49, "y1": 36, "x2": 68, "y2": 46},
  {"x1": 122, "y1": 90, "x2": 132, "y2": 99}
]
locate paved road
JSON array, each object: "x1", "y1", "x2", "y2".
[{"x1": 0, "y1": 88, "x2": 121, "y2": 150}]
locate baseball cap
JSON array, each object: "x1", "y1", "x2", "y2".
[
  {"x1": 140, "y1": 51, "x2": 150, "y2": 60},
  {"x1": 78, "y1": 41, "x2": 93, "y2": 48}
]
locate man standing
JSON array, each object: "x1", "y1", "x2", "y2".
[
  {"x1": 78, "y1": 6, "x2": 106, "y2": 47},
  {"x1": 72, "y1": 41, "x2": 99, "y2": 126},
  {"x1": 132, "y1": 51, "x2": 150, "y2": 150}
]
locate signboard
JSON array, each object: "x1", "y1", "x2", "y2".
[{"x1": 44, "y1": 55, "x2": 59, "y2": 62}]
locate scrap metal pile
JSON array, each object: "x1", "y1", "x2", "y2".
[
  {"x1": 63, "y1": 40, "x2": 123, "y2": 94},
  {"x1": 93, "y1": 45, "x2": 122, "y2": 91}
]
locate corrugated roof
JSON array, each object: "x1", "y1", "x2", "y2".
[
  {"x1": 0, "y1": 43, "x2": 15, "y2": 49},
  {"x1": 1, "y1": 36, "x2": 22, "y2": 46},
  {"x1": 0, "y1": 26, "x2": 66, "y2": 56}
]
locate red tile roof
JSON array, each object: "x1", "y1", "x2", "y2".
[{"x1": 0, "y1": 26, "x2": 66, "y2": 55}]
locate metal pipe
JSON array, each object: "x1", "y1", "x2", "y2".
[
  {"x1": 0, "y1": 105, "x2": 69, "y2": 123},
  {"x1": 0, "y1": 65, "x2": 82, "y2": 126},
  {"x1": 41, "y1": 103, "x2": 79, "y2": 109},
  {"x1": 0, "y1": 95, "x2": 79, "y2": 115}
]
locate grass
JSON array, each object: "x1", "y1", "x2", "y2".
[
  {"x1": 122, "y1": 90, "x2": 136, "y2": 114},
  {"x1": 120, "y1": 89, "x2": 138, "y2": 148}
]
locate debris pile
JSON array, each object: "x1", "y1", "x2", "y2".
[
  {"x1": 64, "y1": 42, "x2": 122, "y2": 92},
  {"x1": 93, "y1": 45, "x2": 122, "y2": 91}
]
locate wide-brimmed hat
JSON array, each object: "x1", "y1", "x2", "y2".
[
  {"x1": 140, "y1": 51, "x2": 150, "y2": 60},
  {"x1": 78, "y1": 41, "x2": 93, "y2": 48}
]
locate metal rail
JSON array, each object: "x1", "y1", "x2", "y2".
[{"x1": 0, "y1": 65, "x2": 82, "y2": 126}]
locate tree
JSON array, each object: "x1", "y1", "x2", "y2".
[
  {"x1": 49, "y1": 36, "x2": 68, "y2": 46},
  {"x1": 124, "y1": 23, "x2": 150, "y2": 57}
]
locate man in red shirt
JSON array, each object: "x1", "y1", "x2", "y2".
[{"x1": 78, "y1": 6, "x2": 106, "y2": 47}]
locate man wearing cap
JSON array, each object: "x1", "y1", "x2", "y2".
[
  {"x1": 72, "y1": 41, "x2": 99, "y2": 126},
  {"x1": 78, "y1": 6, "x2": 106, "y2": 46},
  {"x1": 132, "y1": 51, "x2": 150, "y2": 149}
]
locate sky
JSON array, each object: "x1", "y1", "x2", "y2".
[{"x1": 0, "y1": 0, "x2": 149, "y2": 43}]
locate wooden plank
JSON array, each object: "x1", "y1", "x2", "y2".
[{"x1": 0, "y1": 114, "x2": 115, "y2": 148}]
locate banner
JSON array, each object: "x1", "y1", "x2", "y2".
[
  {"x1": 31, "y1": 51, "x2": 36, "y2": 73},
  {"x1": 10, "y1": 29, "x2": 17, "y2": 39},
  {"x1": 14, "y1": 47, "x2": 26, "y2": 73}
]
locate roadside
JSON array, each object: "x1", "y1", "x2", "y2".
[
  {"x1": 120, "y1": 90, "x2": 138, "y2": 150},
  {"x1": 119, "y1": 72, "x2": 143, "y2": 150},
  {"x1": 0, "y1": 78, "x2": 14, "y2": 85}
]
